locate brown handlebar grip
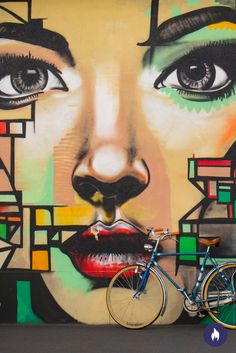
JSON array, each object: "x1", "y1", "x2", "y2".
[
  {"x1": 171, "y1": 232, "x2": 180, "y2": 236},
  {"x1": 154, "y1": 228, "x2": 164, "y2": 232}
]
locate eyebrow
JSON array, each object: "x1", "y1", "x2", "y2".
[
  {"x1": 138, "y1": 6, "x2": 236, "y2": 46},
  {"x1": 0, "y1": 20, "x2": 75, "y2": 66}
]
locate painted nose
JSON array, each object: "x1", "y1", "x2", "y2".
[{"x1": 72, "y1": 144, "x2": 149, "y2": 210}]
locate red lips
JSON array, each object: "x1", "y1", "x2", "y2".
[
  {"x1": 81, "y1": 225, "x2": 139, "y2": 238},
  {"x1": 61, "y1": 220, "x2": 150, "y2": 278},
  {"x1": 68, "y1": 252, "x2": 150, "y2": 278}
]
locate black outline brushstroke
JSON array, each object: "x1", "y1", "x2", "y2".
[
  {"x1": 177, "y1": 142, "x2": 236, "y2": 272},
  {"x1": 139, "y1": 6, "x2": 236, "y2": 46},
  {"x1": 0, "y1": 0, "x2": 32, "y2": 23},
  {"x1": 0, "y1": 5, "x2": 26, "y2": 23},
  {"x1": 0, "y1": 21, "x2": 75, "y2": 66}
]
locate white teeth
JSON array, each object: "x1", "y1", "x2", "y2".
[
  {"x1": 127, "y1": 255, "x2": 132, "y2": 262},
  {"x1": 87, "y1": 253, "x2": 139, "y2": 263},
  {"x1": 102, "y1": 254, "x2": 109, "y2": 264},
  {"x1": 117, "y1": 256, "x2": 124, "y2": 264}
]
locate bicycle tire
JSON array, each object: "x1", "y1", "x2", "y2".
[
  {"x1": 106, "y1": 264, "x2": 164, "y2": 329},
  {"x1": 202, "y1": 263, "x2": 236, "y2": 329}
]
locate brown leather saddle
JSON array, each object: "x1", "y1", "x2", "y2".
[{"x1": 198, "y1": 237, "x2": 221, "y2": 247}]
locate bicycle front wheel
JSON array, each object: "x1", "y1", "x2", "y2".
[
  {"x1": 202, "y1": 263, "x2": 236, "y2": 329},
  {"x1": 106, "y1": 264, "x2": 165, "y2": 329}
]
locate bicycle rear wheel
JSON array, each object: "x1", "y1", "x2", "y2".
[
  {"x1": 202, "y1": 263, "x2": 236, "y2": 329},
  {"x1": 106, "y1": 264, "x2": 164, "y2": 329}
]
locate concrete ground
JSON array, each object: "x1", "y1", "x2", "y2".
[{"x1": 0, "y1": 324, "x2": 235, "y2": 353}]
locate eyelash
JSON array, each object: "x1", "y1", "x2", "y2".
[
  {"x1": 176, "y1": 86, "x2": 235, "y2": 101},
  {"x1": 153, "y1": 42, "x2": 236, "y2": 102},
  {"x1": 0, "y1": 53, "x2": 67, "y2": 108},
  {"x1": 0, "y1": 53, "x2": 60, "y2": 71}
]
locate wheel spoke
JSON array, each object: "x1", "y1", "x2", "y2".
[
  {"x1": 203, "y1": 264, "x2": 236, "y2": 329},
  {"x1": 106, "y1": 265, "x2": 164, "y2": 329}
]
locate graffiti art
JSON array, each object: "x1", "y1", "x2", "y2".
[{"x1": 0, "y1": 0, "x2": 235, "y2": 324}]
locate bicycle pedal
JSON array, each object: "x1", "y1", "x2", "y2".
[{"x1": 198, "y1": 312, "x2": 205, "y2": 318}]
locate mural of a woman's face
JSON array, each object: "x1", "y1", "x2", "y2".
[{"x1": 1, "y1": 0, "x2": 236, "y2": 323}]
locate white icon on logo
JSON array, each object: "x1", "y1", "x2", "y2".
[{"x1": 211, "y1": 328, "x2": 220, "y2": 341}]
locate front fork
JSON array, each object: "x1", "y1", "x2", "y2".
[{"x1": 133, "y1": 266, "x2": 150, "y2": 298}]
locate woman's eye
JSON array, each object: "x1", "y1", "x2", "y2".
[
  {"x1": 0, "y1": 56, "x2": 67, "y2": 106},
  {"x1": 149, "y1": 43, "x2": 236, "y2": 104},
  {"x1": 155, "y1": 59, "x2": 230, "y2": 93}
]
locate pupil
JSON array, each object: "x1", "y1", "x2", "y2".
[
  {"x1": 177, "y1": 60, "x2": 215, "y2": 90},
  {"x1": 185, "y1": 63, "x2": 206, "y2": 81},
  {"x1": 22, "y1": 69, "x2": 39, "y2": 84}
]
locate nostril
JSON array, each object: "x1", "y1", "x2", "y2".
[
  {"x1": 72, "y1": 174, "x2": 149, "y2": 207},
  {"x1": 76, "y1": 182, "x2": 100, "y2": 203}
]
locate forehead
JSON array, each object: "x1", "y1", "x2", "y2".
[
  {"x1": 0, "y1": 1, "x2": 233, "y2": 30},
  {"x1": 37, "y1": 1, "x2": 233, "y2": 55},
  {"x1": 33, "y1": 0, "x2": 231, "y2": 31},
  {"x1": 0, "y1": 0, "x2": 234, "y2": 63},
  {"x1": 33, "y1": 0, "x2": 150, "y2": 62}
]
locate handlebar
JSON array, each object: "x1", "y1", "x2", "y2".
[
  {"x1": 154, "y1": 228, "x2": 164, "y2": 232},
  {"x1": 147, "y1": 227, "x2": 179, "y2": 242},
  {"x1": 147, "y1": 227, "x2": 179, "y2": 235},
  {"x1": 170, "y1": 231, "x2": 180, "y2": 236}
]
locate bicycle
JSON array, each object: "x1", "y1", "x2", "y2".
[{"x1": 106, "y1": 228, "x2": 236, "y2": 329}]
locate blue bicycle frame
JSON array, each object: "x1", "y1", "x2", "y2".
[{"x1": 136, "y1": 240, "x2": 233, "y2": 305}]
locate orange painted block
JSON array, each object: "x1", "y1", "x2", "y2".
[
  {"x1": 32, "y1": 250, "x2": 49, "y2": 271},
  {"x1": 0, "y1": 104, "x2": 32, "y2": 121},
  {"x1": 7, "y1": 217, "x2": 21, "y2": 222},
  {"x1": 0, "y1": 169, "x2": 15, "y2": 192},
  {"x1": 198, "y1": 166, "x2": 231, "y2": 178},
  {"x1": 53, "y1": 206, "x2": 91, "y2": 226},
  {"x1": 36, "y1": 209, "x2": 51, "y2": 226}
]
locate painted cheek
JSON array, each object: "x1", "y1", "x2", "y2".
[
  {"x1": 16, "y1": 92, "x2": 83, "y2": 159},
  {"x1": 140, "y1": 93, "x2": 222, "y2": 151},
  {"x1": 139, "y1": 68, "x2": 219, "y2": 151},
  {"x1": 218, "y1": 117, "x2": 236, "y2": 150},
  {"x1": 15, "y1": 89, "x2": 83, "y2": 203}
]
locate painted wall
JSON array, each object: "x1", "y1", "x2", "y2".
[{"x1": 0, "y1": 0, "x2": 234, "y2": 324}]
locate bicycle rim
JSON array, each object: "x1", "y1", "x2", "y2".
[
  {"x1": 106, "y1": 265, "x2": 164, "y2": 329},
  {"x1": 203, "y1": 263, "x2": 236, "y2": 329}
]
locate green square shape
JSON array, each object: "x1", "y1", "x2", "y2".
[
  {"x1": 34, "y1": 230, "x2": 48, "y2": 245},
  {"x1": 189, "y1": 160, "x2": 195, "y2": 178},
  {"x1": 182, "y1": 223, "x2": 191, "y2": 233},
  {"x1": 179, "y1": 237, "x2": 196, "y2": 261},
  {"x1": 0, "y1": 223, "x2": 7, "y2": 240},
  {"x1": 219, "y1": 185, "x2": 231, "y2": 190},
  {"x1": 17, "y1": 281, "x2": 43, "y2": 323},
  {"x1": 218, "y1": 190, "x2": 231, "y2": 203},
  {"x1": 0, "y1": 194, "x2": 17, "y2": 203}
]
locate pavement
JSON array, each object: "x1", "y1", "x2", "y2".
[{"x1": 0, "y1": 324, "x2": 235, "y2": 353}]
